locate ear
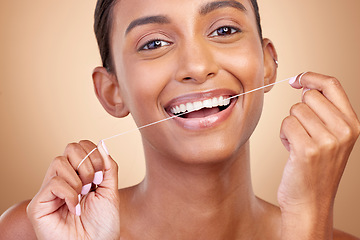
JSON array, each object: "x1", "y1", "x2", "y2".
[
  {"x1": 262, "y1": 38, "x2": 278, "y2": 93},
  {"x1": 92, "y1": 67, "x2": 129, "y2": 118}
]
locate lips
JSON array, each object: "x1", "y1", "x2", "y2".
[{"x1": 164, "y1": 89, "x2": 238, "y2": 130}]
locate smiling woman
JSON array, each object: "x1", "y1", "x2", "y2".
[{"x1": 0, "y1": 0, "x2": 360, "y2": 240}]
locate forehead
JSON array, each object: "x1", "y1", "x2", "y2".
[{"x1": 112, "y1": 0, "x2": 255, "y2": 34}]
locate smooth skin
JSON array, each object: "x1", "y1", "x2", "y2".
[{"x1": 1, "y1": 0, "x2": 360, "y2": 239}]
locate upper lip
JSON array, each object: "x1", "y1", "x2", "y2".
[{"x1": 164, "y1": 89, "x2": 237, "y2": 111}]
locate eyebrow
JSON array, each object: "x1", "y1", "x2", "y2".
[
  {"x1": 124, "y1": 1, "x2": 247, "y2": 36},
  {"x1": 125, "y1": 15, "x2": 170, "y2": 35},
  {"x1": 200, "y1": 0, "x2": 247, "y2": 15}
]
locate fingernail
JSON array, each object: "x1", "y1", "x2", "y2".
[
  {"x1": 288, "y1": 76, "x2": 297, "y2": 86},
  {"x1": 93, "y1": 171, "x2": 103, "y2": 185},
  {"x1": 81, "y1": 183, "x2": 92, "y2": 195},
  {"x1": 101, "y1": 140, "x2": 109, "y2": 155},
  {"x1": 76, "y1": 203, "x2": 81, "y2": 216}
]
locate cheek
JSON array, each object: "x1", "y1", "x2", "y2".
[
  {"x1": 214, "y1": 37, "x2": 264, "y2": 90},
  {"x1": 212, "y1": 37, "x2": 265, "y2": 146},
  {"x1": 121, "y1": 60, "x2": 170, "y2": 126}
]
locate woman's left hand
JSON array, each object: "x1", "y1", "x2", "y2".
[{"x1": 278, "y1": 72, "x2": 360, "y2": 239}]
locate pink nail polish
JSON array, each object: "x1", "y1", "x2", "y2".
[
  {"x1": 288, "y1": 76, "x2": 297, "y2": 86},
  {"x1": 81, "y1": 183, "x2": 92, "y2": 195},
  {"x1": 101, "y1": 140, "x2": 109, "y2": 155},
  {"x1": 93, "y1": 171, "x2": 103, "y2": 185},
  {"x1": 76, "y1": 203, "x2": 81, "y2": 216}
]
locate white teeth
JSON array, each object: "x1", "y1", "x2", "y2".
[
  {"x1": 170, "y1": 96, "x2": 232, "y2": 115},
  {"x1": 212, "y1": 97, "x2": 218, "y2": 106},
  {"x1": 193, "y1": 101, "x2": 202, "y2": 111},
  {"x1": 186, "y1": 102, "x2": 194, "y2": 112},
  {"x1": 203, "y1": 99, "x2": 212, "y2": 108},
  {"x1": 218, "y1": 96, "x2": 224, "y2": 106},
  {"x1": 179, "y1": 104, "x2": 186, "y2": 112}
]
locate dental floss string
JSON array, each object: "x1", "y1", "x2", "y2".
[
  {"x1": 102, "y1": 77, "x2": 292, "y2": 141},
  {"x1": 77, "y1": 76, "x2": 295, "y2": 170},
  {"x1": 77, "y1": 147, "x2": 97, "y2": 171}
]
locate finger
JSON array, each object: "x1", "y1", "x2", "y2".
[
  {"x1": 97, "y1": 140, "x2": 118, "y2": 191},
  {"x1": 289, "y1": 102, "x2": 341, "y2": 154},
  {"x1": 291, "y1": 72, "x2": 356, "y2": 120},
  {"x1": 28, "y1": 176, "x2": 80, "y2": 218},
  {"x1": 289, "y1": 102, "x2": 327, "y2": 139},
  {"x1": 79, "y1": 140, "x2": 104, "y2": 172},
  {"x1": 42, "y1": 156, "x2": 83, "y2": 194},
  {"x1": 64, "y1": 143, "x2": 96, "y2": 191},
  {"x1": 289, "y1": 72, "x2": 306, "y2": 89},
  {"x1": 280, "y1": 115, "x2": 314, "y2": 160},
  {"x1": 79, "y1": 140, "x2": 105, "y2": 185},
  {"x1": 302, "y1": 89, "x2": 353, "y2": 138}
]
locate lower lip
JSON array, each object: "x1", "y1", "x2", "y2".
[{"x1": 169, "y1": 98, "x2": 238, "y2": 130}]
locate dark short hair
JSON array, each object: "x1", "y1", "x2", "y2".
[{"x1": 94, "y1": 0, "x2": 262, "y2": 73}]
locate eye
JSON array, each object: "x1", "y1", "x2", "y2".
[
  {"x1": 139, "y1": 39, "x2": 171, "y2": 51},
  {"x1": 209, "y1": 26, "x2": 240, "y2": 37}
]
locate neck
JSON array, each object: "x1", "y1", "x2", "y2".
[{"x1": 127, "y1": 140, "x2": 263, "y2": 239}]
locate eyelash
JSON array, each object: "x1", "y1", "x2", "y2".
[
  {"x1": 139, "y1": 39, "x2": 171, "y2": 51},
  {"x1": 138, "y1": 26, "x2": 240, "y2": 51},
  {"x1": 209, "y1": 26, "x2": 240, "y2": 37}
]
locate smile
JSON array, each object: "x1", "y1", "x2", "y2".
[
  {"x1": 164, "y1": 89, "x2": 238, "y2": 130},
  {"x1": 170, "y1": 96, "x2": 232, "y2": 118}
]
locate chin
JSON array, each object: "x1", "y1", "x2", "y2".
[{"x1": 169, "y1": 135, "x2": 248, "y2": 166}]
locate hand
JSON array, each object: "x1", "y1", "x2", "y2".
[
  {"x1": 27, "y1": 140, "x2": 120, "y2": 240},
  {"x1": 278, "y1": 72, "x2": 360, "y2": 239}
]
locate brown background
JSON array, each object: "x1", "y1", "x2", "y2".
[{"x1": 1, "y1": 0, "x2": 359, "y2": 236}]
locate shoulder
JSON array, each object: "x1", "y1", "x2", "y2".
[
  {"x1": 333, "y1": 229, "x2": 360, "y2": 240},
  {"x1": 0, "y1": 200, "x2": 37, "y2": 240}
]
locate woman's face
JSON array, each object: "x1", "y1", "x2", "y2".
[{"x1": 109, "y1": 0, "x2": 272, "y2": 164}]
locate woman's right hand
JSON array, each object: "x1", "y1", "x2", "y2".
[{"x1": 26, "y1": 140, "x2": 120, "y2": 240}]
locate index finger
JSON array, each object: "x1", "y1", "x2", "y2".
[
  {"x1": 79, "y1": 140, "x2": 104, "y2": 173},
  {"x1": 290, "y1": 72, "x2": 357, "y2": 120}
]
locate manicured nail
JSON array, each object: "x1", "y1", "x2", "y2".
[
  {"x1": 288, "y1": 76, "x2": 297, "y2": 86},
  {"x1": 76, "y1": 203, "x2": 81, "y2": 216},
  {"x1": 81, "y1": 183, "x2": 92, "y2": 195},
  {"x1": 101, "y1": 140, "x2": 109, "y2": 155},
  {"x1": 93, "y1": 171, "x2": 103, "y2": 185}
]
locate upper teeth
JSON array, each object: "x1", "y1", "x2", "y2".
[{"x1": 170, "y1": 96, "x2": 231, "y2": 115}]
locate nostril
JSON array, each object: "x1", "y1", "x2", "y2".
[
  {"x1": 207, "y1": 72, "x2": 215, "y2": 78},
  {"x1": 181, "y1": 72, "x2": 215, "y2": 83}
]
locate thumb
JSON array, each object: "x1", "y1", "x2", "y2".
[
  {"x1": 289, "y1": 72, "x2": 311, "y2": 97},
  {"x1": 97, "y1": 140, "x2": 118, "y2": 191},
  {"x1": 289, "y1": 72, "x2": 308, "y2": 89}
]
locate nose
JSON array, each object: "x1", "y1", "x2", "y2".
[{"x1": 174, "y1": 39, "x2": 219, "y2": 84}]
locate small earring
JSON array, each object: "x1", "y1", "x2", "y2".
[{"x1": 274, "y1": 59, "x2": 279, "y2": 66}]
